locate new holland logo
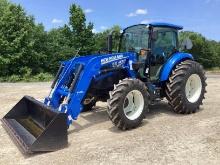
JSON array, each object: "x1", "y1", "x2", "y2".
[{"x1": 101, "y1": 54, "x2": 125, "y2": 65}]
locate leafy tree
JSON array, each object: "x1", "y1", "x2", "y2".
[
  {"x1": 1, "y1": 0, "x2": 220, "y2": 82},
  {"x1": 66, "y1": 4, "x2": 95, "y2": 55},
  {"x1": 180, "y1": 31, "x2": 220, "y2": 68},
  {"x1": 46, "y1": 4, "x2": 97, "y2": 73},
  {"x1": 0, "y1": 0, "x2": 48, "y2": 76},
  {"x1": 94, "y1": 25, "x2": 121, "y2": 53},
  {"x1": 47, "y1": 27, "x2": 75, "y2": 73}
]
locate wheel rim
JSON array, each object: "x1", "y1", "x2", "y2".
[
  {"x1": 185, "y1": 74, "x2": 202, "y2": 103},
  {"x1": 123, "y1": 90, "x2": 144, "y2": 120}
]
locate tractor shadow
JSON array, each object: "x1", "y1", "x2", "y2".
[
  {"x1": 68, "y1": 106, "x2": 109, "y2": 134},
  {"x1": 20, "y1": 101, "x2": 204, "y2": 158},
  {"x1": 147, "y1": 101, "x2": 178, "y2": 119},
  {"x1": 69, "y1": 100, "x2": 203, "y2": 134},
  {"x1": 146, "y1": 101, "x2": 204, "y2": 119},
  {"x1": 100, "y1": 100, "x2": 204, "y2": 133},
  {"x1": 108, "y1": 101, "x2": 180, "y2": 133}
]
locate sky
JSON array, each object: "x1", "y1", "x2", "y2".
[{"x1": 10, "y1": 0, "x2": 220, "y2": 41}]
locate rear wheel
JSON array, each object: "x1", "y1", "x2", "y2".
[
  {"x1": 165, "y1": 60, "x2": 207, "y2": 114},
  {"x1": 107, "y1": 78, "x2": 149, "y2": 130}
]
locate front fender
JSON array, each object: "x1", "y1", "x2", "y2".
[{"x1": 159, "y1": 52, "x2": 194, "y2": 81}]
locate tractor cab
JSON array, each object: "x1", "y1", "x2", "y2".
[{"x1": 119, "y1": 23, "x2": 183, "y2": 81}]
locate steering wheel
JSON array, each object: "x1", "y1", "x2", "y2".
[{"x1": 140, "y1": 48, "x2": 150, "y2": 52}]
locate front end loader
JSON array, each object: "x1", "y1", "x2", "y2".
[{"x1": 2, "y1": 22, "x2": 207, "y2": 153}]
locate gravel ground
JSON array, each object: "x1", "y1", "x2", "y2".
[{"x1": 0, "y1": 74, "x2": 220, "y2": 165}]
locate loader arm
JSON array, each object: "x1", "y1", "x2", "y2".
[{"x1": 44, "y1": 52, "x2": 137, "y2": 125}]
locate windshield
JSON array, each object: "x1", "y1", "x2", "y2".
[{"x1": 119, "y1": 25, "x2": 149, "y2": 53}]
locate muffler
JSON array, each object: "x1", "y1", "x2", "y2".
[{"x1": 1, "y1": 96, "x2": 68, "y2": 154}]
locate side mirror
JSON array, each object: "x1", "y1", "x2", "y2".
[{"x1": 181, "y1": 38, "x2": 193, "y2": 50}]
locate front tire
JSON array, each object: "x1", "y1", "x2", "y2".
[
  {"x1": 165, "y1": 60, "x2": 207, "y2": 114},
  {"x1": 107, "y1": 78, "x2": 149, "y2": 130}
]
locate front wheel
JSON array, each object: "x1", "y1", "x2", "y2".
[
  {"x1": 107, "y1": 78, "x2": 149, "y2": 130},
  {"x1": 165, "y1": 60, "x2": 207, "y2": 114}
]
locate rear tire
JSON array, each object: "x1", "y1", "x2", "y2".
[
  {"x1": 165, "y1": 60, "x2": 207, "y2": 114},
  {"x1": 107, "y1": 78, "x2": 149, "y2": 130}
]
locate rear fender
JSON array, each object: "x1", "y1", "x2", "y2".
[{"x1": 159, "y1": 52, "x2": 194, "y2": 81}]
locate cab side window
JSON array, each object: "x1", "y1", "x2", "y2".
[{"x1": 152, "y1": 28, "x2": 178, "y2": 62}]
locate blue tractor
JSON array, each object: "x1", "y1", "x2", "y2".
[{"x1": 2, "y1": 23, "x2": 207, "y2": 153}]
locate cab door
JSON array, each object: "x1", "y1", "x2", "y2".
[{"x1": 150, "y1": 27, "x2": 178, "y2": 81}]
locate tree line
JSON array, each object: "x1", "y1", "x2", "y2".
[{"x1": 0, "y1": 0, "x2": 220, "y2": 81}]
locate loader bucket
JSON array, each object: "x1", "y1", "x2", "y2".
[{"x1": 1, "y1": 96, "x2": 68, "y2": 154}]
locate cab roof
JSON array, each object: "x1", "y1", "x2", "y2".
[
  {"x1": 149, "y1": 22, "x2": 183, "y2": 30},
  {"x1": 123, "y1": 22, "x2": 183, "y2": 32}
]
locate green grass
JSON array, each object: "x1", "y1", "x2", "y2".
[
  {"x1": 0, "y1": 73, "x2": 54, "y2": 82},
  {"x1": 206, "y1": 67, "x2": 220, "y2": 73}
]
